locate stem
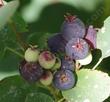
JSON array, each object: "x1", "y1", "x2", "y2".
[
  {"x1": 47, "y1": 86, "x2": 58, "y2": 101},
  {"x1": 57, "y1": 98, "x2": 65, "y2": 102},
  {"x1": 46, "y1": 85, "x2": 63, "y2": 102},
  {"x1": 8, "y1": 21, "x2": 28, "y2": 49},
  {"x1": 6, "y1": 47, "x2": 24, "y2": 58},
  {"x1": 92, "y1": 58, "x2": 103, "y2": 70},
  {"x1": 75, "y1": 60, "x2": 82, "y2": 70}
]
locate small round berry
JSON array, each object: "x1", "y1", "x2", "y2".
[
  {"x1": 76, "y1": 52, "x2": 92, "y2": 65},
  {"x1": 38, "y1": 51, "x2": 56, "y2": 69},
  {"x1": 61, "y1": 57, "x2": 75, "y2": 71},
  {"x1": 24, "y1": 47, "x2": 39, "y2": 62},
  {"x1": 40, "y1": 71, "x2": 53, "y2": 86},
  {"x1": 52, "y1": 57, "x2": 61, "y2": 71},
  {"x1": 85, "y1": 25, "x2": 97, "y2": 49},
  {"x1": 65, "y1": 38, "x2": 89, "y2": 60},
  {"x1": 61, "y1": 13, "x2": 85, "y2": 41},
  {"x1": 53, "y1": 70, "x2": 75, "y2": 90},
  {"x1": 48, "y1": 34, "x2": 67, "y2": 53},
  {"x1": 19, "y1": 60, "x2": 43, "y2": 83}
]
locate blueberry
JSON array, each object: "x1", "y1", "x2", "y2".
[
  {"x1": 85, "y1": 25, "x2": 97, "y2": 48},
  {"x1": 40, "y1": 71, "x2": 53, "y2": 86},
  {"x1": 61, "y1": 14, "x2": 85, "y2": 41},
  {"x1": 65, "y1": 38, "x2": 89, "y2": 60},
  {"x1": 61, "y1": 57, "x2": 75, "y2": 71},
  {"x1": 38, "y1": 51, "x2": 56, "y2": 69},
  {"x1": 48, "y1": 34, "x2": 67, "y2": 53},
  {"x1": 53, "y1": 70, "x2": 75, "y2": 90},
  {"x1": 19, "y1": 60, "x2": 43, "y2": 83}
]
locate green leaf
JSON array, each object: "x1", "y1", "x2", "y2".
[
  {"x1": 60, "y1": 0, "x2": 102, "y2": 11},
  {"x1": 0, "y1": 75, "x2": 54, "y2": 102},
  {"x1": 0, "y1": 51, "x2": 21, "y2": 72},
  {"x1": 0, "y1": 24, "x2": 18, "y2": 51},
  {"x1": 21, "y1": 0, "x2": 102, "y2": 22},
  {"x1": 25, "y1": 92, "x2": 54, "y2": 102},
  {"x1": 12, "y1": 13, "x2": 28, "y2": 33},
  {"x1": 0, "y1": 12, "x2": 28, "y2": 56},
  {"x1": 104, "y1": 97, "x2": 110, "y2": 102},
  {"x1": 0, "y1": 0, "x2": 19, "y2": 30},
  {"x1": 0, "y1": 23, "x2": 23, "y2": 73},
  {"x1": 84, "y1": 49, "x2": 102, "y2": 69},
  {"x1": 0, "y1": 22, "x2": 22, "y2": 74},
  {"x1": 0, "y1": 75, "x2": 27, "y2": 102},
  {"x1": 0, "y1": 12, "x2": 28, "y2": 73},
  {"x1": 62, "y1": 69, "x2": 110, "y2": 102},
  {"x1": 27, "y1": 32, "x2": 51, "y2": 49},
  {"x1": 97, "y1": 16, "x2": 110, "y2": 59},
  {"x1": 92, "y1": 16, "x2": 110, "y2": 70}
]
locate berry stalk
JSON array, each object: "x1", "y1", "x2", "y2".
[
  {"x1": 46, "y1": 85, "x2": 62, "y2": 102},
  {"x1": 6, "y1": 47, "x2": 24, "y2": 58}
]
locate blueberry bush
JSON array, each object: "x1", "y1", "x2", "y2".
[{"x1": 0, "y1": 0, "x2": 110, "y2": 102}]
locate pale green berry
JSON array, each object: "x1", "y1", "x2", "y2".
[
  {"x1": 24, "y1": 48, "x2": 39, "y2": 62},
  {"x1": 38, "y1": 51, "x2": 56, "y2": 69},
  {"x1": 40, "y1": 71, "x2": 53, "y2": 86},
  {"x1": 76, "y1": 52, "x2": 92, "y2": 65},
  {"x1": 52, "y1": 57, "x2": 61, "y2": 70}
]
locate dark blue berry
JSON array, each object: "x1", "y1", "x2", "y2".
[
  {"x1": 61, "y1": 14, "x2": 85, "y2": 41},
  {"x1": 65, "y1": 38, "x2": 89, "y2": 60},
  {"x1": 48, "y1": 34, "x2": 67, "y2": 53},
  {"x1": 61, "y1": 57, "x2": 75, "y2": 71},
  {"x1": 19, "y1": 60, "x2": 43, "y2": 83},
  {"x1": 53, "y1": 70, "x2": 75, "y2": 90},
  {"x1": 85, "y1": 25, "x2": 97, "y2": 48}
]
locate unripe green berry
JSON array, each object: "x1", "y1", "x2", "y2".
[
  {"x1": 40, "y1": 71, "x2": 53, "y2": 86},
  {"x1": 52, "y1": 57, "x2": 61, "y2": 71},
  {"x1": 38, "y1": 51, "x2": 56, "y2": 69},
  {"x1": 24, "y1": 48, "x2": 39, "y2": 62}
]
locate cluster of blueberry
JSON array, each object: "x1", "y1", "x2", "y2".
[
  {"x1": 19, "y1": 14, "x2": 97, "y2": 90},
  {"x1": 48, "y1": 13, "x2": 97, "y2": 65},
  {"x1": 19, "y1": 47, "x2": 76, "y2": 90}
]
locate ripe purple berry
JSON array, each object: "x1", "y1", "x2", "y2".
[
  {"x1": 47, "y1": 34, "x2": 67, "y2": 53},
  {"x1": 53, "y1": 70, "x2": 75, "y2": 90},
  {"x1": 65, "y1": 38, "x2": 89, "y2": 60},
  {"x1": 40, "y1": 71, "x2": 53, "y2": 86},
  {"x1": 19, "y1": 60, "x2": 43, "y2": 83},
  {"x1": 61, "y1": 14, "x2": 85, "y2": 41},
  {"x1": 61, "y1": 57, "x2": 75, "y2": 71},
  {"x1": 38, "y1": 51, "x2": 56, "y2": 69},
  {"x1": 85, "y1": 25, "x2": 97, "y2": 48}
]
